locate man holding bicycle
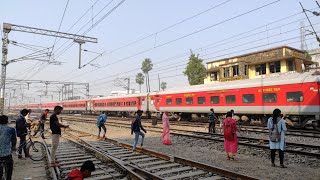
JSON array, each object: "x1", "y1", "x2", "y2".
[
  {"x1": 0, "y1": 115, "x2": 17, "y2": 180},
  {"x1": 16, "y1": 109, "x2": 29, "y2": 159},
  {"x1": 34, "y1": 109, "x2": 49, "y2": 139}
]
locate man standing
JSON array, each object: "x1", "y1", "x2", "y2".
[
  {"x1": 131, "y1": 110, "x2": 147, "y2": 151},
  {"x1": 50, "y1": 106, "x2": 69, "y2": 167},
  {"x1": 0, "y1": 115, "x2": 17, "y2": 180},
  {"x1": 208, "y1": 108, "x2": 217, "y2": 133},
  {"x1": 16, "y1": 109, "x2": 29, "y2": 158},
  {"x1": 96, "y1": 111, "x2": 107, "y2": 140}
]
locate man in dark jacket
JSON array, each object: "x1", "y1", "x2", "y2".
[
  {"x1": 15, "y1": 109, "x2": 29, "y2": 158},
  {"x1": 208, "y1": 108, "x2": 217, "y2": 133},
  {"x1": 131, "y1": 110, "x2": 147, "y2": 151}
]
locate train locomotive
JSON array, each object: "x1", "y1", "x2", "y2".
[{"x1": 11, "y1": 70, "x2": 320, "y2": 130}]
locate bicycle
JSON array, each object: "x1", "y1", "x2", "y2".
[{"x1": 16, "y1": 130, "x2": 46, "y2": 161}]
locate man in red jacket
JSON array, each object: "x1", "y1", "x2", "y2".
[{"x1": 67, "y1": 160, "x2": 95, "y2": 180}]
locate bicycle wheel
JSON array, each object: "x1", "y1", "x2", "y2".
[{"x1": 26, "y1": 141, "x2": 46, "y2": 161}]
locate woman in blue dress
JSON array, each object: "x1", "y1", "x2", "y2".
[{"x1": 267, "y1": 108, "x2": 287, "y2": 168}]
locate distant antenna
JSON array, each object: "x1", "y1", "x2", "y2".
[{"x1": 300, "y1": 21, "x2": 308, "y2": 50}]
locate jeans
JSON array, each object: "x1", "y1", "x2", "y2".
[
  {"x1": 51, "y1": 134, "x2": 60, "y2": 162},
  {"x1": 209, "y1": 122, "x2": 215, "y2": 133},
  {"x1": 18, "y1": 136, "x2": 27, "y2": 156},
  {"x1": 0, "y1": 155, "x2": 13, "y2": 180},
  {"x1": 98, "y1": 125, "x2": 106, "y2": 137},
  {"x1": 271, "y1": 149, "x2": 284, "y2": 165},
  {"x1": 133, "y1": 131, "x2": 145, "y2": 150}
]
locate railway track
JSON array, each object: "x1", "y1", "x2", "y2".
[
  {"x1": 61, "y1": 114, "x2": 320, "y2": 138},
  {"x1": 60, "y1": 128, "x2": 257, "y2": 180},
  {"x1": 63, "y1": 116, "x2": 320, "y2": 158}
]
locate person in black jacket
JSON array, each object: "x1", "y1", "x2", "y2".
[{"x1": 15, "y1": 109, "x2": 29, "y2": 159}]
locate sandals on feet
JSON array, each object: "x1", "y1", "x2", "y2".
[
  {"x1": 280, "y1": 164, "x2": 287, "y2": 168},
  {"x1": 272, "y1": 163, "x2": 276, "y2": 167}
]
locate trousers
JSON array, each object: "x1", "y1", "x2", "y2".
[
  {"x1": 18, "y1": 136, "x2": 27, "y2": 156},
  {"x1": 0, "y1": 155, "x2": 13, "y2": 180},
  {"x1": 271, "y1": 149, "x2": 284, "y2": 165},
  {"x1": 133, "y1": 131, "x2": 145, "y2": 150},
  {"x1": 209, "y1": 122, "x2": 215, "y2": 133},
  {"x1": 98, "y1": 125, "x2": 106, "y2": 137},
  {"x1": 51, "y1": 134, "x2": 60, "y2": 162}
]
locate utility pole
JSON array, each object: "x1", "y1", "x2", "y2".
[
  {"x1": 158, "y1": 74, "x2": 160, "y2": 92},
  {"x1": 125, "y1": 78, "x2": 130, "y2": 94},
  {"x1": 0, "y1": 23, "x2": 97, "y2": 114}
]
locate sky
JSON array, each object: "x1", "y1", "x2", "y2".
[{"x1": 1, "y1": 0, "x2": 320, "y2": 104}]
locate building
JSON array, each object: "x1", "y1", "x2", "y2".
[
  {"x1": 204, "y1": 46, "x2": 315, "y2": 84},
  {"x1": 308, "y1": 48, "x2": 320, "y2": 68}
]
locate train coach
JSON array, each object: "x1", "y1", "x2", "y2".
[{"x1": 10, "y1": 70, "x2": 320, "y2": 130}]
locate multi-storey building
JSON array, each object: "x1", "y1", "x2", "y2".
[{"x1": 204, "y1": 46, "x2": 316, "y2": 84}]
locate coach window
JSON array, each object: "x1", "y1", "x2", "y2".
[
  {"x1": 166, "y1": 98, "x2": 172, "y2": 105},
  {"x1": 287, "y1": 91, "x2": 303, "y2": 102},
  {"x1": 142, "y1": 99, "x2": 145, "y2": 105},
  {"x1": 226, "y1": 95, "x2": 236, "y2": 104},
  {"x1": 269, "y1": 61, "x2": 281, "y2": 73},
  {"x1": 210, "y1": 96, "x2": 220, "y2": 104},
  {"x1": 186, "y1": 97, "x2": 193, "y2": 105},
  {"x1": 176, "y1": 98, "x2": 182, "y2": 105},
  {"x1": 263, "y1": 93, "x2": 277, "y2": 103},
  {"x1": 132, "y1": 101, "x2": 136, "y2": 106},
  {"x1": 197, "y1": 97, "x2": 206, "y2": 104},
  {"x1": 242, "y1": 94, "x2": 255, "y2": 103}
]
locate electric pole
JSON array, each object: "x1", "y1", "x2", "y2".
[{"x1": 0, "y1": 23, "x2": 97, "y2": 114}]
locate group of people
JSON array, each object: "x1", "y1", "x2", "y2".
[{"x1": 208, "y1": 108, "x2": 287, "y2": 167}]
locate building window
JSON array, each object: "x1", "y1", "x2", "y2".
[
  {"x1": 197, "y1": 97, "x2": 206, "y2": 104},
  {"x1": 176, "y1": 98, "x2": 182, "y2": 105},
  {"x1": 244, "y1": 65, "x2": 249, "y2": 76},
  {"x1": 166, "y1": 98, "x2": 172, "y2": 105},
  {"x1": 210, "y1": 72, "x2": 217, "y2": 81},
  {"x1": 286, "y1": 91, "x2": 303, "y2": 102},
  {"x1": 269, "y1": 61, "x2": 281, "y2": 73},
  {"x1": 210, "y1": 96, "x2": 220, "y2": 104},
  {"x1": 263, "y1": 93, "x2": 277, "y2": 103},
  {"x1": 233, "y1": 65, "x2": 239, "y2": 76},
  {"x1": 242, "y1": 94, "x2": 255, "y2": 103},
  {"x1": 287, "y1": 59, "x2": 295, "y2": 71},
  {"x1": 186, "y1": 97, "x2": 193, "y2": 104},
  {"x1": 224, "y1": 67, "x2": 230, "y2": 78},
  {"x1": 255, "y1": 63, "x2": 266, "y2": 75},
  {"x1": 226, "y1": 95, "x2": 236, "y2": 104}
]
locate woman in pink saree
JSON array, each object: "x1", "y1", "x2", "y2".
[
  {"x1": 162, "y1": 112, "x2": 172, "y2": 145},
  {"x1": 223, "y1": 111, "x2": 238, "y2": 160}
]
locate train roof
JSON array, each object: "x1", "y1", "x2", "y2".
[
  {"x1": 152, "y1": 70, "x2": 320, "y2": 95},
  {"x1": 91, "y1": 93, "x2": 149, "y2": 100}
]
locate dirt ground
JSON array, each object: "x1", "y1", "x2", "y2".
[{"x1": 67, "y1": 120, "x2": 320, "y2": 180}]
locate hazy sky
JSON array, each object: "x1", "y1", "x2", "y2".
[{"x1": 1, "y1": 0, "x2": 319, "y2": 104}]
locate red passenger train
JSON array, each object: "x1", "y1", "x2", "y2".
[{"x1": 11, "y1": 70, "x2": 320, "y2": 130}]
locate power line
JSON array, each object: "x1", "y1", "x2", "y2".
[
  {"x1": 50, "y1": 0, "x2": 71, "y2": 55},
  {"x1": 61, "y1": 0, "x2": 281, "y2": 82}
]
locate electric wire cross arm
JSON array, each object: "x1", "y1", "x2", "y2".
[{"x1": 0, "y1": 22, "x2": 98, "y2": 115}]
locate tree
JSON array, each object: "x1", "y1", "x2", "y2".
[
  {"x1": 141, "y1": 58, "x2": 153, "y2": 92},
  {"x1": 160, "y1": 82, "x2": 167, "y2": 91},
  {"x1": 135, "y1": 73, "x2": 144, "y2": 92},
  {"x1": 183, "y1": 51, "x2": 206, "y2": 85}
]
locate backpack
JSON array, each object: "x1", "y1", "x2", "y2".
[
  {"x1": 224, "y1": 119, "x2": 236, "y2": 141},
  {"x1": 131, "y1": 118, "x2": 139, "y2": 131},
  {"x1": 269, "y1": 118, "x2": 281, "y2": 142}
]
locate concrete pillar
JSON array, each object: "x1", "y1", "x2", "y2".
[{"x1": 280, "y1": 59, "x2": 287, "y2": 73}]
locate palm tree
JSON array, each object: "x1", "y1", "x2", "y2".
[
  {"x1": 135, "y1": 73, "x2": 144, "y2": 92},
  {"x1": 141, "y1": 58, "x2": 153, "y2": 92},
  {"x1": 160, "y1": 82, "x2": 167, "y2": 91}
]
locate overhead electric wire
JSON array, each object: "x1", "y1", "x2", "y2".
[
  {"x1": 50, "y1": 0, "x2": 71, "y2": 55},
  {"x1": 81, "y1": 10, "x2": 312, "y2": 85},
  {"x1": 89, "y1": 31, "x2": 319, "y2": 90},
  {"x1": 61, "y1": 0, "x2": 281, "y2": 82}
]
